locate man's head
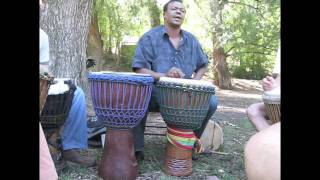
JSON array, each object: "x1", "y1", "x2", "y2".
[{"x1": 163, "y1": 0, "x2": 186, "y2": 28}]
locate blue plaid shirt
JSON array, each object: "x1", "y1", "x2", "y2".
[{"x1": 132, "y1": 25, "x2": 208, "y2": 79}]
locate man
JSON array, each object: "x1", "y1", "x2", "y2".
[
  {"x1": 131, "y1": 0, "x2": 218, "y2": 160},
  {"x1": 40, "y1": 0, "x2": 96, "y2": 167}
]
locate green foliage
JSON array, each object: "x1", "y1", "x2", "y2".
[
  {"x1": 221, "y1": 0, "x2": 280, "y2": 79},
  {"x1": 120, "y1": 44, "x2": 137, "y2": 71}
]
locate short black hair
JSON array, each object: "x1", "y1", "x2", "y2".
[{"x1": 163, "y1": 0, "x2": 183, "y2": 13}]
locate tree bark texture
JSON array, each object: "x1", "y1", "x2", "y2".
[
  {"x1": 40, "y1": 0, "x2": 94, "y2": 115},
  {"x1": 210, "y1": 0, "x2": 232, "y2": 89},
  {"x1": 87, "y1": 13, "x2": 104, "y2": 72},
  {"x1": 213, "y1": 48, "x2": 232, "y2": 89}
]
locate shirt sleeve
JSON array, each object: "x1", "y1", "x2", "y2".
[
  {"x1": 40, "y1": 29, "x2": 50, "y2": 64},
  {"x1": 273, "y1": 47, "x2": 280, "y2": 74},
  {"x1": 195, "y1": 40, "x2": 209, "y2": 72},
  {"x1": 131, "y1": 36, "x2": 153, "y2": 71}
]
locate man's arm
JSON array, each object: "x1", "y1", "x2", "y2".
[
  {"x1": 134, "y1": 68, "x2": 166, "y2": 81},
  {"x1": 135, "y1": 67, "x2": 185, "y2": 81},
  {"x1": 193, "y1": 66, "x2": 208, "y2": 80}
]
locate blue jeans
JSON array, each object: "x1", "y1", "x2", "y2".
[
  {"x1": 133, "y1": 94, "x2": 218, "y2": 152},
  {"x1": 61, "y1": 87, "x2": 88, "y2": 150}
]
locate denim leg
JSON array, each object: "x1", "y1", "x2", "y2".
[
  {"x1": 61, "y1": 87, "x2": 88, "y2": 150},
  {"x1": 194, "y1": 95, "x2": 218, "y2": 138},
  {"x1": 132, "y1": 112, "x2": 148, "y2": 152}
]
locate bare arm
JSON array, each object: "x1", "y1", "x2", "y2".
[
  {"x1": 193, "y1": 66, "x2": 208, "y2": 80},
  {"x1": 135, "y1": 68, "x2": 166, "y2": 81},
  {"x1": 135, "y1": 67, "x2": 185, "y2": 81}
]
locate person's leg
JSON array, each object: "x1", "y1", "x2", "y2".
[
  {"x1": 244, "y1": 122, "x2": 280, "y2": 180},
  {"x1": 40, "y1": 123, "x2": 58, "y2": 180},
  {"x1": 246, "y1": 102, "x2": 272, "y2": 131},
  {"x1": 61, "y1": 87, "x2": 87, "y2": 150},
  {"x1": 61, "y1": 87, "x2": 96, "y2": 166},
  {"x1": 132, "y1": 93, "x2": 159, "y2": 160},
  {"x1": 194, "y1": 95, "x2": 218, "y2": 138}
]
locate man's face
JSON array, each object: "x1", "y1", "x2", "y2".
[{"x1": 164, "y1": 1, "x2": 186, "y2": 28}]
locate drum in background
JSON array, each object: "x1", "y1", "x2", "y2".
[
  {"x1": 40, "y1": 78, "x2": 76, "y2": 128},
  {"x1": 88, "y1": 71, "x2": 154, "y2": 180},
  {"x1": 156, "y1": 77, "x2": 215, "y2": 177},
  {"x1": 40, "y1": 72, "x2": 53, "y2": 114},
  {"x1": 262, "y1": 87, "x2": 281, "y2": 124}
]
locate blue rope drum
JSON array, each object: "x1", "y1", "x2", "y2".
[
  {"x1": 88, "y1": 72, "x2": 154, "y2": 129},
  {"x1": 156, "y1": 77, "x2": 215, "y2": 130}
]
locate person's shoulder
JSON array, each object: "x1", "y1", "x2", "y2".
[
  {"x1": 139, "y1": 25, "x2": 164, "y2": 41},
  {"x1": 182, "y1": 30, "x2": 199, "y2": 42}
]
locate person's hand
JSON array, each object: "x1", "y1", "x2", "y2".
[
  {"x1": 262, "y1": 76, "x2": 276, "y2": 91},
  {"x1": 166, "y1": 67, "x2": 185, "y2": 78}
]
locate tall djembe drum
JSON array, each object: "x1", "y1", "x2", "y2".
[
  {"x1": 156, "y1": 77, "x2": 215, "y2": 176},
  {"x1": 88, "y1": 72, "x2": 154, "y2": 180},
  {"x1": 262, "y1": 87, "x2": 281, "y2": 124}
]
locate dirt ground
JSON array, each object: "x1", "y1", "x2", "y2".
[{"x1": 59, "y1": 78, "x2": 263, "y2": 180}]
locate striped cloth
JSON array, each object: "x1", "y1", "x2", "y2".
[{"x1": 166, "y1": 127, "x2": 204, "y2": 153}]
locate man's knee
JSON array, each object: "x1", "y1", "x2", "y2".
[
  {"x1": 244, "y1": 123, "x2": 280, "y2": 180},
  {"x1": 246, "y1": 103, "x2": 264, "y2": 119},
  {"x1": 208, "y1": 96, "x2": 218, "y2": 114}
]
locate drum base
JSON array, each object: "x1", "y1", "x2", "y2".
[
  {"x1": 98, "y1": 128, "x2": 138, "y2": 180},
  {"x1": 164, "y1": 142, "x2": 192, "y2": 177}
]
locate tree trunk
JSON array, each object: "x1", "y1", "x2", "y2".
[
  {"x1": 213, "y1": 48, "x2": 232, "y2": 89},
  {"x1": 87, "y1": 13, "x2": 104, "y2": 72},
  {"x1": 210, "y1": 0, "x2": 232, "y2": 89},
  {"x1": 40, "y1": 0, "x2": 94, "y2": 115}
]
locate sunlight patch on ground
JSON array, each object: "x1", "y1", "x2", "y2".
[
  {"x1": 217, "y1": 105, "x2": 247, "y2": 113},
  {"x1": 217, "y1": 90, "x2": 262, "y2": 100}
]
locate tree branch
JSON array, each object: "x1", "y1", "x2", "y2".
[
  {"x1": 226, "y1": 0, "x2": 266, "y2": 19},
  {"x1": 225, "y1": 46, "x2": 235, "y2": 54}
]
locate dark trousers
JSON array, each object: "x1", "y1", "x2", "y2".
[{"x1": 133, "y1": 95, "x2": 218, "y2": 152}]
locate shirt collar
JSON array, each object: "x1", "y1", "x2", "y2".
[{"x1": 161, "y1": 25, "x2": 188, "y2": 44}]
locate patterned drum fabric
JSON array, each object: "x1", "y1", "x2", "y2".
[
  {"x1": 157, "y1": 77, "x2": 215, "y2": 130},
  {"x1": 88, "y1": 72, "x2": 154, "y2": 129}
]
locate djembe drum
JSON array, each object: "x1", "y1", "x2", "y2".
[
  {"x1": 41, "y1": 78, "x2": 76, "y2": 128},
  {"x1": 262, "y1": 87, "x2": 281, "y2": 124},
  {"x1": 88, "y1": 71, "x2": 154, "y2": 180},
  {"x1": 40, "y1": 78, "x2": 76, "y2": 163},
  {"x1": 40, "y1": 72, "x2": 53, "y2": 114},
  {"x1": 156, "y1": 77, "x2": 215, "y2": 176}
]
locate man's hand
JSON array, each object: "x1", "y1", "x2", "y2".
[
  {"x1": 262, "y1": 76, "x2": 276, "y2": 91},
  {"x1": 166, "y1": 67, "x2": 185, "y2": 78}
]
